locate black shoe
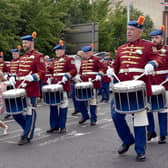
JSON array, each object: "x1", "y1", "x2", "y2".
[
  {"x1": 46, "y1": 128, "x2": 59, "y2": 133},
  {"x1": 18, "y1": 138, "x2": 30, "y2": 146},
  {"x1": 78, "y1": 117, "x2": 89, "y2": 124},
  {"x1": 136, "y1": 154, "x2": 146, "y2": 162},
  {"x1": 90, "y1": 121, "x2": 96, "y2": 126},
  {"x1": 103, "y1": 100, "x2": 109, "y2": 103},
  {"x1": 158, "y1": 136, "x2": 166, "y2": 144},
  {"x1": 147, "y1": 132, "x2": 157, "y2": 141},
  {"x1": 60, "y1": 128, "x2": 66, "y2": 134},
  {"x1": 118, "y1": 143, "x2": 133, "y2": 154},
  {"x1": 72, "y1": 111, "x2": 80, "y2": 116},
  {"x1": 4, "y1": 114, "x2": 11, "y2": 120},
  {"x1": 100, "y1": 99, "x2": 104, "y2": 103}
]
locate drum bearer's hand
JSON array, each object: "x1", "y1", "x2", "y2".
[
  {"x1": 47, "y1": 78, "x2": 52, "y2": 85},
  {"x1": 95, "y1": 74, "x2": 102, "y2": 81},
  {"x1": 24, "y1": 74, "x2": 34, "y2": 82},
  {"x1": 4, "y1": 73, "x2": 8, "y2": 80},
  {"x1": 75, "y1": 74, "x2": 81, "y2": 82},
  {"x1": 61, "y1": 74, "x2": 69, "y2": 83},
  {"x1": 9, "y1": 76, "x2": 16, "y2": 85},
  {"x1": 144, "y1": 63, "x2": 154, "y2": 75},
  {"x1": 106, "y1": 66, "x2": 114, "y2": 77}
]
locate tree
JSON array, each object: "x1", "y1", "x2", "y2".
[{"x1": 99, "y1": 1, "x2": 154, "y2": 56}]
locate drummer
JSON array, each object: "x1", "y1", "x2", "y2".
[
  {"x1": 147, "y1": 25, "x2": 168, "y2": 144},
  {"x1": 46, "y1": 40, "x2": 77, "y2": 134},
  {"x1": 3, "y1": 46, "x2": 22, "y2": 120},
  {"x1": 9, "y1": 32, "x2": 45, "y2": 145},
  {"x1": 77, "y1": 44, "x2": 106, "y2": 126},
  {"x1": 99, "y1": 53, "x2": 112, "y2": 103},
  {"x1": 107, "y1": 16, "x2": 163, "y2": 161},
  {"x1": 71, "y1": 50, "x2": 85, "y2": 116}
]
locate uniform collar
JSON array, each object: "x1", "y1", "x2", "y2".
[
  {"x1": 128, "y1": 39, "x2": 141, "y2": 46},
  {"x1": 156, "y1": 44, "x2": 163, "y2": 50}
]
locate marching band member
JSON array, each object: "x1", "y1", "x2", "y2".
[
  {"x1": 46, "y1": 40, "x2": 77, "y2": 134},
  {"x1": 9, "y1": 32, "x2": 45, "y2": 145},
  {"x1": 100, "y1": 53, "x2": 112, "y2": 103},
  {"x1": 9, "y1": 46, "x2": 21, "y2": 76},
  {"x1": 78, "y1": 44, "x2": 106, "y2": 126},
  {"x1": 71, "y1": 50, "x2": 85, "y2": 116},
  {"x1": 107, "y1": 16, "x2": 163, "y2": 161},
  {"x1": 147, "y1": 25, "x2": 168, "y2": 144},
  {"x1": 4, "y1": 45, "x2": 21, "y2": 120},
  {"x1": 43, "y1": 55, "x2": 52, "y2": 85}
]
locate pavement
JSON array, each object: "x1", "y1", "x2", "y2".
[{"x1": 0, "y1": 97, "x2": 167, "y2": 168}]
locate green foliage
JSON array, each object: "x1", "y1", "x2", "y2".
[
  {"x1": 0, "y1": 0, "x2": 154, "y2": 60},
  {"x1": 99, "y1": 1, "x2": 154, "y2": 57}
]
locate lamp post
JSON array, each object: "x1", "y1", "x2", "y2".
[{"x1": 127, "y1": 0, "x2": 130, "y2": 23}]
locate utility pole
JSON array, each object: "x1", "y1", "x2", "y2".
[{"x1": 127, "y1": 0, "x2": 130, "y2": 23}]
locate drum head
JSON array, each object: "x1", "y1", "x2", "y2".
[
  {"x1": 2, "y1": 88, "x2": 26, "y2": 98},
  {"x1": 42, "y1": 84, "x2": 63, "y2": 92},
  {"x1": 152, "y1": 85, "x2": 165, "y2": 95},
  {"x1": 113, "y1": 80, "x2": 146, "y2": 92},
  {"x1": 75, "y1": 82, "x2": 93, "y2": 89}
]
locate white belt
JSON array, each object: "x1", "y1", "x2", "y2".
[
  {"x1": 45, "y1": 74, "x2": 52, "y2": 77},
  {"x1": 53, "y1": 73, "x2": 65, "y2": 76},
  {"x1": 119, "y1": 68, "x2": 144, "y2": 73},
  {"x1": 16, "y1": 76, "x2": 25, "y2": 80},
  {"x1": 82, "y1": 72, "x2": 98, "y2": 75},
  {"x1": 154, "y1": 70, "x2": 168, "y2": 75}
]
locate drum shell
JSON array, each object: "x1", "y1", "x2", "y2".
[
  {"x1": 75, "y1": 82, "x2": 94, "y2": 101},
  {"x1": 2, "y1": 89, "x2": 27, "y2": 114},
  {"x1": 113, "y1": 80, "x2": 147, "y2": 114},
  {"x1": 149, "y1": 85, "x2": 166, "y2": 111},
  {"x1": 42, "y1": 84, "x2": 64, "y2": 105}
]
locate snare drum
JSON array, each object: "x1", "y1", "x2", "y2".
[
  {"x1": 149, "y1": 85, "x2": 166, "y2": 111},
  {"x1": 113, "y1": 80, "x2": 147, "y2": 114},
  {"x1": 42, "y1": 84, "x2": 63, "y2": 105},
  {"x1": 75, "y1": 82, "x2": 94, "y2": 101},
  {"x1": 2, "y1": 88, "x2": 27, "y2": 114}
]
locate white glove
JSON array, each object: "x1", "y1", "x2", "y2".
[
  {"x1": 106, "y1": 67, "x2": 114, "y2": 77},
  {"x1": 144, "y1": 64, "x2": 154, "y2": 75},
  {"x1": 9, "y1": 76, "x2": 16, "y2": 85},
  {"x1": 75, "y1": 74, "x2": 81, "y2": 82},
  {"x1": 47, "y1": 78, "x2": 52, "y2": 84},
  {"x1": 61, "y1": 75, "x2": 68, "y2": 83},
  {"x1": 24, "y1": 74, "x2": 34, "y2": 82},
  {"x1": 20, "y1": 82, "x2": 27, "y2": 88},
  {"x1": 4, "y1": 74, "x2": 8, "y2": 80},
  {"x1": 95, "y1": 75, "x2": 102, "y2": 81}
]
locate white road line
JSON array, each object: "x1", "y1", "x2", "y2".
[
  {"x1": 38, "y1": 131, "x2": 91, "y2": 147},
  {"x1": 0, "y1": 128, "x2": 42, "y2": 141}
]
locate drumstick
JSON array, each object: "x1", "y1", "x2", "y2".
[
  {"x1": 17, "y1": 71, "x2": 32, "y2": 89},
  {"x1": 160, "y1": 79, "x2": 168, "y2": 86},
  {"x1": 133, "y1": 72, "x2": 145, "y2": 81},
  {"x1": 112, "y1": 72, "x2": 120, "y2": 82}
]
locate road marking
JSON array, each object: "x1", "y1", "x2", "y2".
[{"x1": 38, "y1": 130, "x2": 91, "y2": 147}]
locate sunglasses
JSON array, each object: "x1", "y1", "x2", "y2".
[{"x1": 0, "y1": 56, "x2": 3, "y2": 58}]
